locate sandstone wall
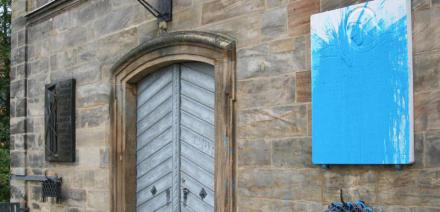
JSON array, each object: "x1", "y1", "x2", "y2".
[{"x1": 9, "y1": 0, "x2": 440, "y2": 211}]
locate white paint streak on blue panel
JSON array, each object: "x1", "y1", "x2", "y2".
[{"x1": 311, "y1": 0, "x2": 413, "y2": 164}]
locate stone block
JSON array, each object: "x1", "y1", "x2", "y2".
[
  {"x1": 237, "y1": 139, "x2": 271, "y2": 167},
  {"x1": 322, "y1": 170, "x2": 378, "y2": 204},
  {"x1": 237, "y1": 167, "x2": 321, "y2": 201},
  {"x1": 10, "y1": 117, "x2": 25, "y2": 134},
  {"x1": 414, "y1": 53, "x2": 440, "y2": 92},
  {"x1": 413, "y1": 6, "x2": 440, "y2": 53},
  {"x1": 296, "y1": 71, "x2": 311, "y2": 102},
  {"x1": 93, "y1": 5, "x2": 147, "y2": 37},
  {"x1": 412, "y1": 0, "x2": 432, "y2": 11},
  {"x1": 202, "y1": 0, "x2": 264, "y2": 24},
  {"x1": 238, "y1": 104, "x2": 307, "y2": 139},
  {"x1": 74, "y1": 0, "x2": 111, "y2": 24},
  {"x1": 76, "y1": 127, "x2": 107, "y2": 147},
  {"x1": 50, "y1": 49, "x2": 78, "y2": 72},
  {"x1": 237, "y1": 38, "x2": 306, "y2": 79},
  {"x1": 9, "y1": 80, "x2": 25, "y2": 98},
  {"x1": 414, "y1": 90, "x2": 440, "y2": 131},
  {"x1": 77, "y1": 106, "x2": 109, "y2": 128},
  {"x1": 15, "y1": 97, "x2": 26, "y2": 117},
  {"x1": 169, "y1": 4, "x2": 202, "y2": 30},
  {"x1": 10, "y1": 150, "x2": 25, "y2": 168},
  {"x1": 237, "y1": 74, "x2": 295, "y2": 109},
  {"x1": 377, "y1": 169, "x2": 440, "y2": 207},
  {"x1": 100, "y1": 147, "x2": 109, "y2": 168},
  {"x1": 11, "y1": 46, "x2": 25, "y2": 65},
  {"x1": 272, "y1": 137, "x2": 311, "y2": 168},
  {"x1": 137, "y1": 20, "x2": 158, "y2": 44},
  {"x1": 319, "y1": 0, "x2": 367, "y2": 12},
  {"x1": 95, "y1": 28, "x2": 138, "y2": 64},
  {"x1": 28, "y1": 20, "x2": 53, "y2": 42},
  {"x1": 415, "y1": 208, "x2": 440, "y2": 212},
  {"x1": 425, "y1": 130, "x2": 440, "y2": 167},
  {"x1": 288, "y1": 0, "x2": 319, "y2": 36},
  {"x1": 72, "y1": 63, "x2": 101, "y2": 86},
  {"x1": 265, "y1": 0, "x2": 289, "y2": 8},
  {"x1": 414, "y1": 132, "x2": 425, "y2": 168},
  {"x1": 77, "y1": 147, "x2": 102, "y2": 168},
  {"x1": 27, "y1": 150, "x2": 45, "y2": 167},
  {"x1": 86, "y1": 190, "x2": 110, "y2": 210},
  {"x1": 203, "y1": 14, "x2": 262, "y2": 49},
  {"x1": 307, "y1": 104, "x2": 311, "y2": 136},
  {"x1": 238, "y1": 196, "x2": 325, "y2": 212},
  {"x1": 77, "y1": 83, "x2": 111, "y2": 108},
  {"x1": 261, "y1": 7, "x2": 287, "y2": 40},
  {"x1": 62, "y1": 188, "x2": 87, "y2": 207}
]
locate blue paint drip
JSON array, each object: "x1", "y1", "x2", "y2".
[{"x1": 312, "y1": 0, "x2": 412, "y2": 164}]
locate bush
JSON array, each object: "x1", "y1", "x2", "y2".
[{"x1": 0, "y1": 148, "x2": 9, "y2": 202}]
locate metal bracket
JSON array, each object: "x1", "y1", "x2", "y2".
[{"x1": 137, "y1": 0, "x2": 172, "y2": 22}]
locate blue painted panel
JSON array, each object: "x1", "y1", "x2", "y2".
[{"x1": 311, "y1": 0, "x2": 413, "y2": 164}]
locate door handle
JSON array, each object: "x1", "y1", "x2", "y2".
[
  {"x1": 182, "y1": 188, "x2": 190, "y2": 206},
  {"x1": 199, "y1": 188, "x2": 207, "y2": 200}
]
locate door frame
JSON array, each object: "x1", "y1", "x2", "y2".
[{"x1": 110, "y1": 31, "x2": 236, "y2": 212}]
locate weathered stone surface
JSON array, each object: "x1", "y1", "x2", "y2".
[
  {"x1": 319, "y1": 0, "x2": 368, "y2": 12},
  {"x1": 238, "y1": 104, "x2": 307, "y2": 139},
  {"x1": 266, "y1": 0, "x2": 289, "y2": 8},
  {"x1": 413, "y1": 6, "x2": 440, "y2": 53},
  {"x1": 237, "y1": 74, "x2": 295, "y2": 109},
  {"x1": 202, "y1": 0, "x2": 264, "y2": 24},
  {"x1": 238, "y1": 168, "x2": 321, "y2": 201},
  {"x1": 425, "y1": 130, "x2": 440, "y2": 167},
  {"x1": 77, "y1": 83, "x2": 111, "y2": 108},
  {"x1": 27, "y1": 151, "x2": 45, "y2": 167},
  {"x1": 205, "y1": 14, "x2": 262, "y2": 48},
  {"x1": 412, "y1": 0, "x2": 432, "y2": 11},
  {"x1": 272, "y1": 137, "x2": 311, "y2": 168},
  {"x1": 414, "y1": 90, "x2": 440, "y2": 131},
  {"x1": 10, "y1": 79, "x2": 25, "y2": 98},
  {"x1": 322, "y1": 170, "x2": 378, "y2": 204},
  {"x1": 93, "y1": 5, "x2": 147, "y2": 37},
  {"x1": 415, "y1": 53, "x2": 440, "y2": 92},
  {"x1": 414, "y1": 132, "x2": 425, "y2": 168},
  {"x1": 238, "y1": 196, "x2": 325, "y2": 212},
  {"x1": 10, "y1": 117, "x2": 25, "y2": 134},
  {"x1": 414, "y1": 208, "x2": 440, "y2": 212},
  {"x1": 87, "y1": 190, "x2": 110, "y2": 210},
  {"x1": 288, "y1": 0, "x2": 319, "y2": 36},
  {"x1": 63, "y1": 188, "x2": 87, "y2": 207},
  {"x1": 237, "y1": 139, "x2": 271, "y2": 167},
  {"x1": 10, "y1": 150, "x2": 25, "y2": 168},
  {"x1": 296, "y1": 71, "x2": 311, "y2": 102},
  {"x1": 100, "y1": 147, "x2": 109, "y2": 168},
  {"x1": 377, "y1": 170, "x2": 440, "y2": 207},
  {"x1": 76, "y1": 106, "x2": 109, "y2": 128},
  {"x1": 261, "y1": 7, "x2": 287, "y2": 40},
  {"x1": 237, "y1": 38, "x2": 306, "y2": 79}
]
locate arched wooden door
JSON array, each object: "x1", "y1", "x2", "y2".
[{"x1": 136, "y1": 62, "x2": 215, "y2": 212}]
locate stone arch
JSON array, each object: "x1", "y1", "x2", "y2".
[{"x1": 110, "y1": 31, "x2": 236, "y2": 212}]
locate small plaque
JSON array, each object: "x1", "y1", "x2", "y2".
[{"x1": 45, "y1": 79, "x2": 76, "y2": 162}]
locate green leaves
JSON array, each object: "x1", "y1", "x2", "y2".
[
  {"x1": 0, "y1": 0, "x2": 10, "y2": 202},
  {"x1": 0, "y1": 148, "x2": 9, "y2": 201}
]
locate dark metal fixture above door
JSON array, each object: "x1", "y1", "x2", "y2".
[{"x1": 137, "y1": 0, "x2": 172, "y2": 22}]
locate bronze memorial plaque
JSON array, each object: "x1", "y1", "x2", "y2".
[{"x1": 45, "y1": 79, "x2": 76, "y2": 162}]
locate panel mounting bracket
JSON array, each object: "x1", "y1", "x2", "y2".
[{"x1": 137, "y1": 0, "x2": 172, "y2": 22}]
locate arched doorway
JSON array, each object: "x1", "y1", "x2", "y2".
[
  {"x1": 136, "y1": 62, "x2": 215, "y2": 211},
  {"x1": 110, "y1": 31, "x2": 236, "y2": 212}
]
